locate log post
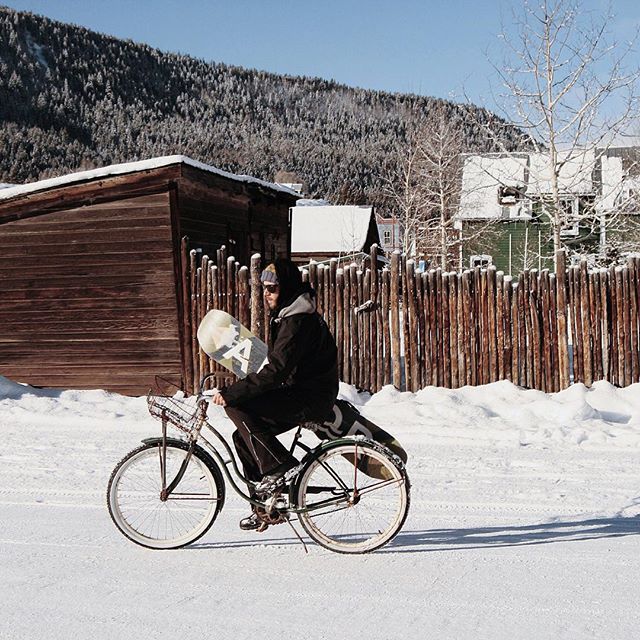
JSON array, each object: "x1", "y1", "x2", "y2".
[
  {"x1": 456, "y1": 272, "x2": 465, "y2": 388},
  {"x1": 529, "y1": 270, "x2": 542, "y2": 391},
  {"x1": 487, "y1": 266, "x2": 498, "y2": 382},
  {"x1": 351, "y1": 266, "x2": 361, "y2": 388},
  {"x1": 621, "y1": 266, "x2": 632, "y2": 387},
  {"x1": 382, "y1": 267, "x2": 392, "y2": 386},
  {"x1": 628, "y1": 258, "x2": 639, "y2": 383},
  {"x1": 369, "y1": 246, "x2": 380, "y2": 392},
  {"x1": 517, "y1": 275, "x2": 527, "y2": 386},
  {"x1": 579, "y1": 261, "x2": 593, "y2": 387},
  {"x1": 250, "y1": 254, "x2": 262, "y2": 338},
  {"x1": 329, "y1": 259, "x2": 338, "y2": 339},
  {"x1": 461, "y1": 270, "x2": 473, "y2": 386},
  {"x1": 238, "y1": 266, "x2": 250, "y2": 328},
  {"x1": 448, "y1": 272, "x2": 459, "y2": 388},
  {"x1": 615, "y1": 267, "x2": 625, "y2": 385},
  {"x1": 511, "y1": 281, "x2": 520, "y2": 385},
  {"x1": 503, "y1": 276, "x2": 513, "y2": 383},
  {"x1": 589, "y1": 271, "x2": 603, "y2": 382},
  {"x1": 608, "y1": 265, "x2": 618, "y2": 383},
  {"x1": 343, "y1": 264, "x2": 352, "y2": 385},
  {"x1": 496, "y1": 271, "x2": 505, "y2": 381},
  {"x1": 390, "y1": 252, "x2": 402, "y2": 389},
  {"x1": 599, "y1": 269, "x2": 609, "y2": 382},
  {"x1": 428, "y1": 269, "x2": 439, "y2": 386},
  {"x1": 555, "y1": 250, "x2": 570, "y2": 389},
  {"x1": 336, "y1": 268, "x2": 344, "y2": 381},
  {"x1": 406, "y1": 260, "x2": 420, "y2": 392},
  {"x1": 376, "y1": 270, "x2": 384, "y2": 392},
  {"x1": 549, "y1": 273, "x2": 560, "y2": 392}
]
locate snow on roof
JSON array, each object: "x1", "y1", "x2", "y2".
[
  {"x1": 291, "y1": 205, "x2": 374, "y2": 254},
  {"x1": 458, "y1": 150, "x2": 597, "y2": 219},
  {"x1": 459, "y1": 154, "x2": 529, "y2": 219},
  {"x1": 0, "y1": 156, "x2": 301, "y2": 202},
  {"x1": 0, "y1": 183, "x2": 16, "y2": 190},
  {"x1": 295, "y1": 198, "x2": 331, "y2": 206}
]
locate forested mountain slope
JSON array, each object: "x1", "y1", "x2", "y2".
[{"x1": 0, "y1": 6, "x2": 524, "y2": 206}]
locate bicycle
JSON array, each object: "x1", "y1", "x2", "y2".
[{"x1": 107, "y1": 375, "x2": 410, "y2": 554}]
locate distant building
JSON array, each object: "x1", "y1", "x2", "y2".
[
  {"x1": 376, "y1": 214, "x2": 402, "y2": 254},
  {"x1": 290, "y1": 204, "x2": 381, "y2": 265},
  {"x1": 456, "y1": 147, "x2": 640, "y2": 273}
]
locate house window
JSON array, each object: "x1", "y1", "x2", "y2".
[
  {"x1": 383, "y1": 230, "x2": 392, "y2": 244},
  {"x1": 558, "y1": 197, "x2": 580, "y2": 236},
  {"x1": 470, "y1": 254, "x2": 492, "y2": 269},
  {"x1": 498, "y1": 185, "x2": 524, "y2": 205},
  {"x1": 559, "y1": 221, "x2": 579, "y2": 237}
]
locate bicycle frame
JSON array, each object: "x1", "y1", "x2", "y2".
[
  {"x1": 151, "y1": 373, "x2": 405, "y2": 519},
  {"x1": 153, "y1": 395, "x2": 339, "y2": 515}
]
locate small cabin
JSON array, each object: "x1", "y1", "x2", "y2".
[
  {"x1": 0, "y1": 156, "x2": 299, "y2": 394},
  {"x1": 290, "y1": 204, "x2": 380, "y2": 265}
]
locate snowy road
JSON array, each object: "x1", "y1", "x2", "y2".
[{"x1": 1, "y1": 378, "x2": 640, "y2": 639}]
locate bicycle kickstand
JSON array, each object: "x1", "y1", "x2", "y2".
[{"x1": 284, "y1": 516, "x2": 308, "y2": 554}]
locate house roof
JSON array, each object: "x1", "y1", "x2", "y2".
[
  {"x1": 458, "y1": 150, "x2": 597, "y2": 219},
  {"x1": 0, "y1": 155, "x2": 301, "y2": 203},
  {"x1": 291, "y1": 205, "x2": 374, "y2": 254}
]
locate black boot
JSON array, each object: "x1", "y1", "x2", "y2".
[{"x1": 239, "y1": 512, "x2": 267, "y2": 531}]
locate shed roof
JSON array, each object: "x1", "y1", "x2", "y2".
[
  {"x1": 0, "y1": 155, "x2": 300, "y2": 203},
  {"x1": 291, "y1": 205, "x2": 374, "y2": 254}
]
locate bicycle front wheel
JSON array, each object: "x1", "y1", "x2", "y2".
[
  {"x1": 107, "y1": 441, "x2": 224, "y2": 549},
  {"x1": 295, "y1": 440, "x2": 410, "y2": 554}
]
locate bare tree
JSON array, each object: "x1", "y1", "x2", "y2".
[
  {"x1": 485, "y1": 0, "x2": 640, "y2": 267},
  {"x1": 412, "y1": 111, "x2": 464, "y2": 268},
  {"x1": 385, "y1": 111, "x2": 499, "y2": 269},
  {"x1": 382, "y1": 129, "x2": 428, "y2": 258}
]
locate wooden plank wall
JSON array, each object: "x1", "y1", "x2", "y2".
[
  {"x1": 184, "y1": 242, "x2": 640, "y2": 395},
  {"x1": 178, "y1": 167, "x2": 291, "y2": 265},
  {"x1": 0, "y1": 191, "x2": 183, "y2": 394}
]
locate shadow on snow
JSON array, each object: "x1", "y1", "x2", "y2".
[
  {"x1": 187, "y1": 515, "x2": 640, "y2": 553},
  {"x1": 383, "y1": 515, "x2": 640, "y2": 553}
]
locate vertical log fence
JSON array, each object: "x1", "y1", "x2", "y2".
[{"x1": 180, "y1": 237, "x2": 640, "y2": 396}]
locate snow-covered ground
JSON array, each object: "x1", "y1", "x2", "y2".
[{"x1": 1, "y1": 375, "x2": 640, "y2": 639}]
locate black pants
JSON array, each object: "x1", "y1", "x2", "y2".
[{"x1": 224, "y1": 389, "x2": 315, "y2": 482}]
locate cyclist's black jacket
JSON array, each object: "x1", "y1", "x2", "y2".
[{"x1": 220, "y1": 284, "x2": 339, "y2": 421}]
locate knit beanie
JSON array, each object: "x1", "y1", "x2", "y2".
[{"x1": 260, "y1": 263, "x2": 279, "y2": 285}]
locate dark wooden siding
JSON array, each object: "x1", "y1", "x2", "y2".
[
  {"x1": 0, "y1": 191, "x2": 182, "y2": 394},
  {"x1": 178, "y1": 165, "x2": 292, "y2": 263}
]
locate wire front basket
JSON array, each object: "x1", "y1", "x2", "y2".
[{"x1": 146, "y1": 378, "x2": 204, "y2": 438}]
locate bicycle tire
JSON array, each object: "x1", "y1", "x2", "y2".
[
  {"x1": 107, "y1": 440, "x2": 225, "y2": 549},
  {"x1": 294, "y1": 439, "x2": 410, "y2": 554}
]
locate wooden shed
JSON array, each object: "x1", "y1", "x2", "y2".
[{"x1": 0, "y1": 156, "x2": 298, "y2": 394}]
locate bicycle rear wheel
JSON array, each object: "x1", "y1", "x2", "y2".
[
  {"x1": 107, "y1": 441, "x2": 224, "y2": 549},
  {"x1": 295, "y1": 439, "x2": 410, "y2": 554}
]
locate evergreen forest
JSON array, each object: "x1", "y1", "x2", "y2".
[{"x1": 0, "y1": 6, "x2": 525, "y2": 208}]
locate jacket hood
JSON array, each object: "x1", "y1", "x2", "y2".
[
  {"x1": 273, "y1": 258, "x2": 303, "y2": 304},
  {"x1": 277, "y1": 286, "x2": 316, "y2": 319}
]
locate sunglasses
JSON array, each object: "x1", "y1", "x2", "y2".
[{"x1": 262, "y1": 283, "x2": 279, "y2": 294}]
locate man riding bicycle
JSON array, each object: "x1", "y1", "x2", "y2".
[{"x1": 211, "y1": 258, "x2": 339, "y2": 531}]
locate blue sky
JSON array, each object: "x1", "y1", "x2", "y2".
[{"x1": 3, "y1": 0, "x2": 639, "y2": 109}]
